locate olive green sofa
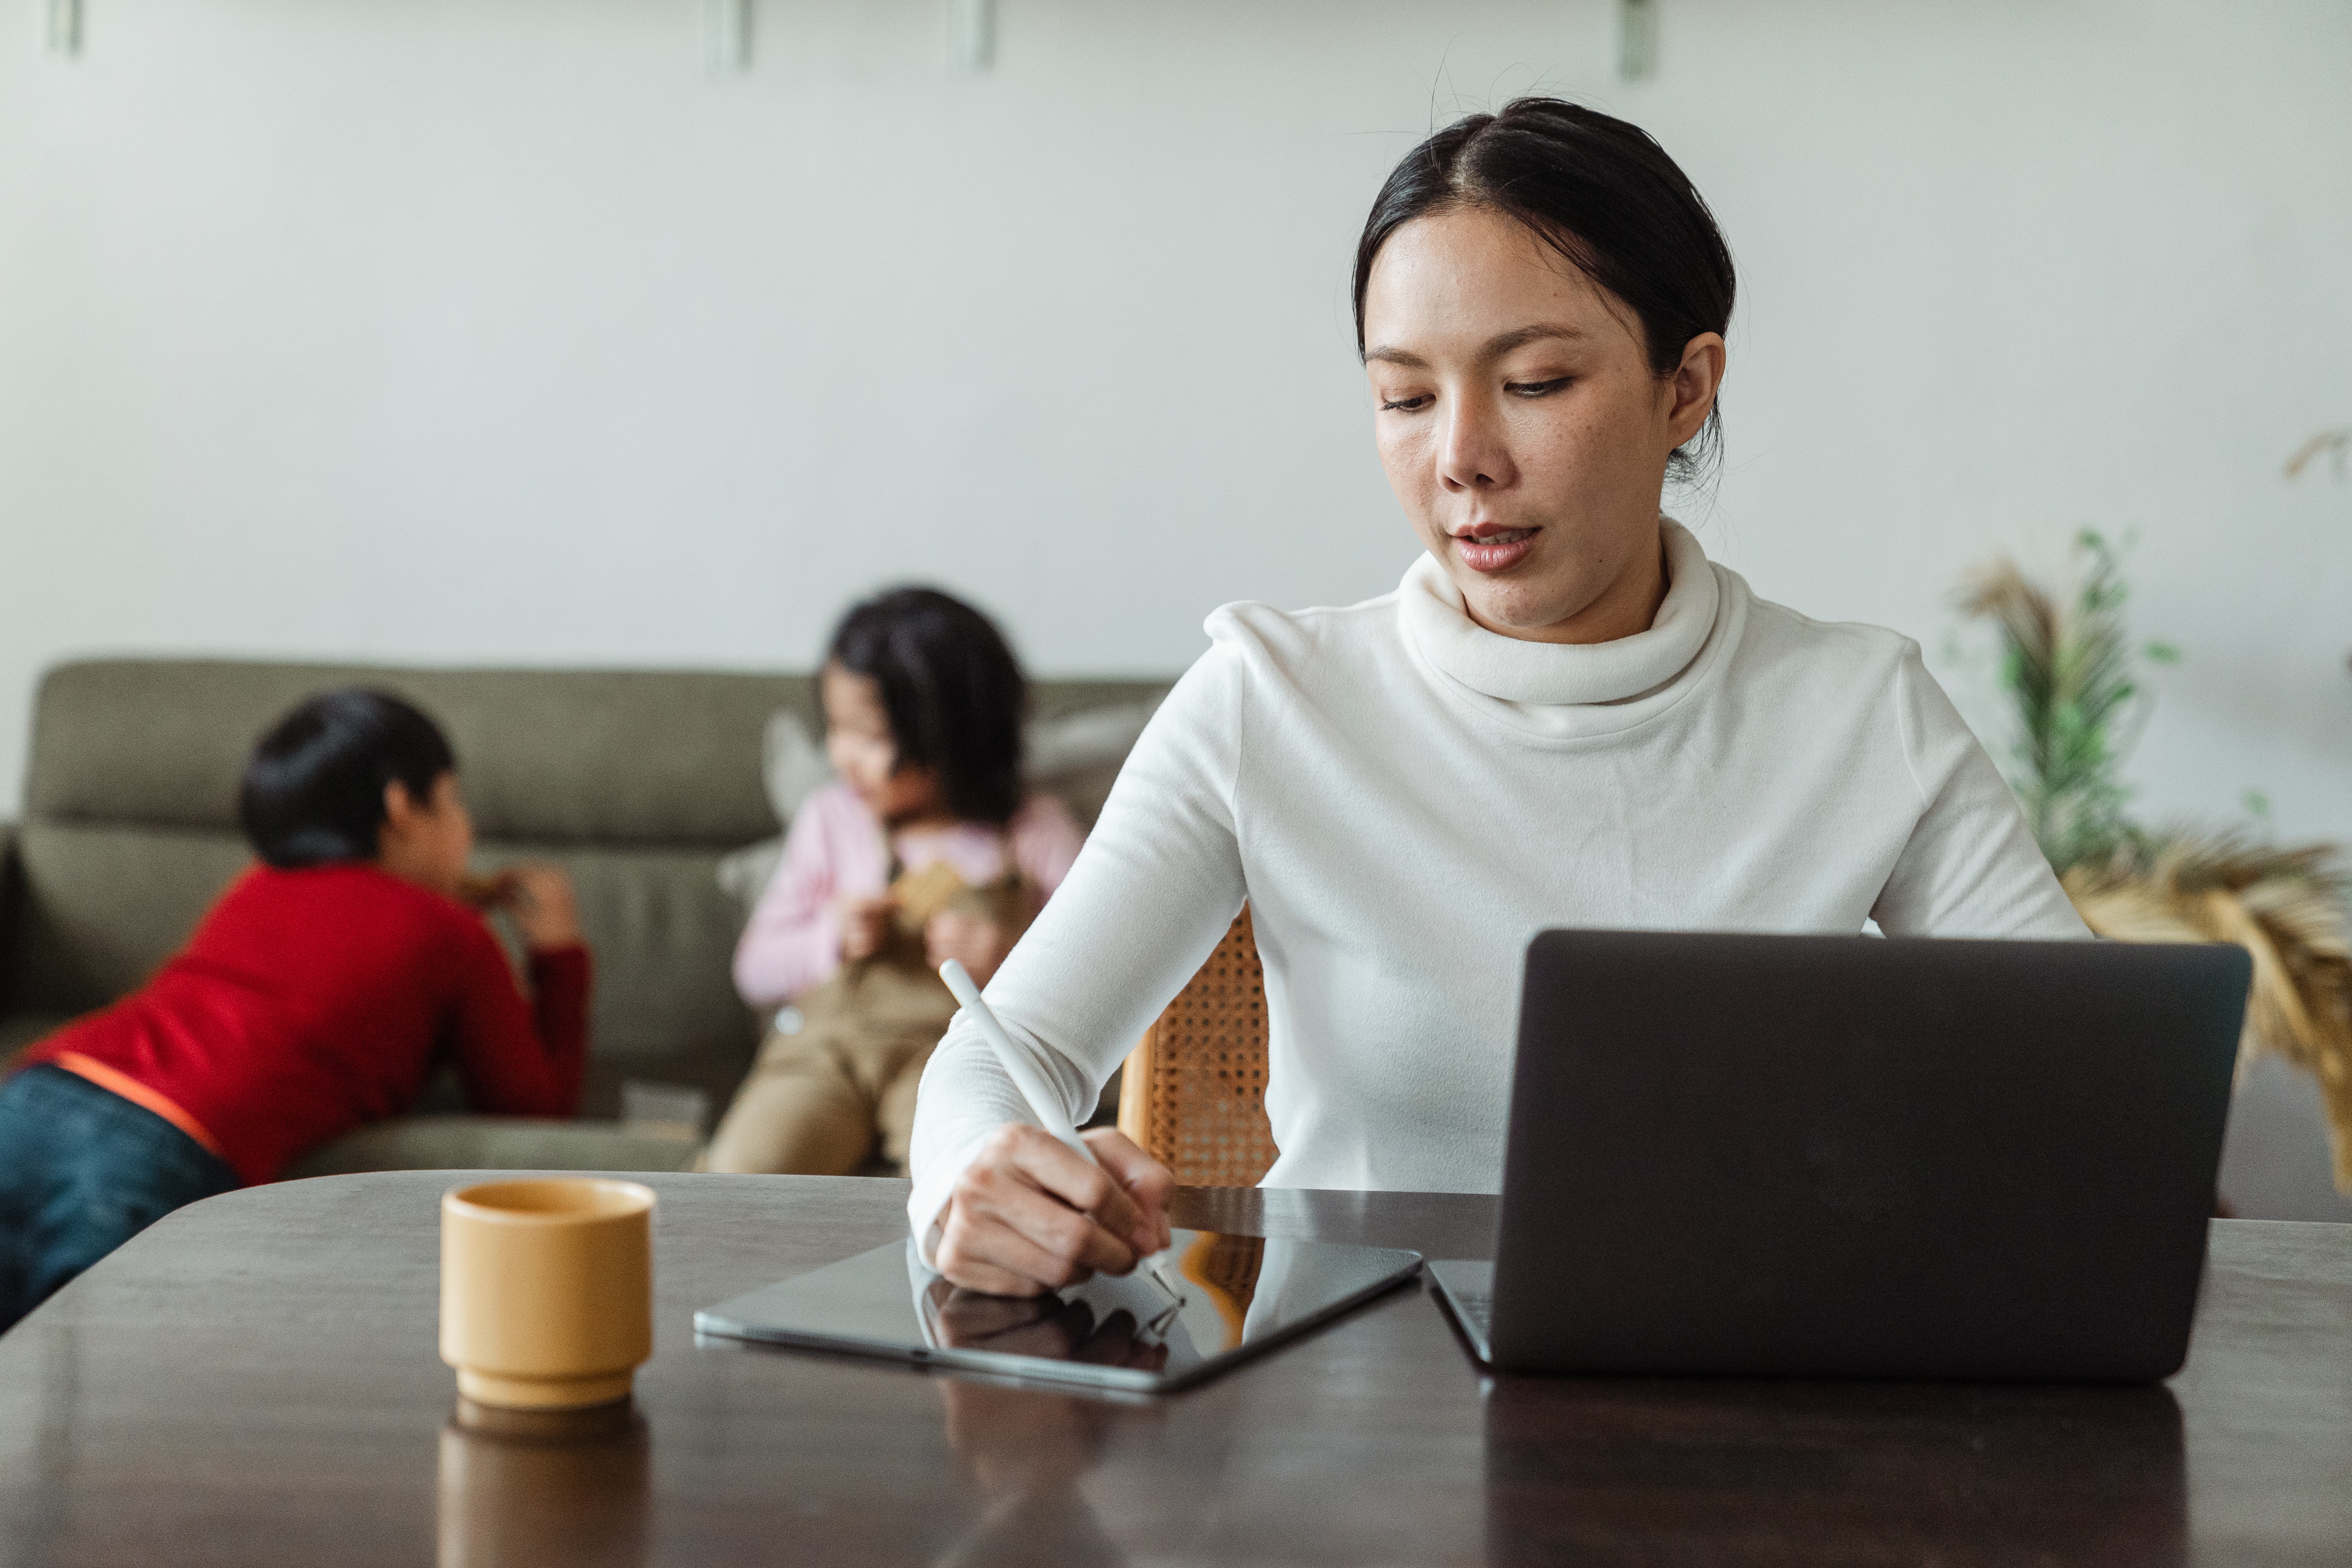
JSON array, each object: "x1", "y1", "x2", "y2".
[{"x1": 0, "y1": 659, "x2": 1167, "y2": 1177}]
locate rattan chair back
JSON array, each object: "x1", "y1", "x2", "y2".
[{"x1": 1116, "y1": 907, "x2": 1277, "y2": 1187}]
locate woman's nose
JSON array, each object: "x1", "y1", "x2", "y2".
[{"x1": 1436, "y1": 400, "x2": 1516, "y2": 493}]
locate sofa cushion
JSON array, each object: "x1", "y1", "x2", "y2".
[
  {"x1": 493, "y1": 840, "x2": 762, "y2": 1118},
  {"x1": 7, "y1": 822, "x2": 252, "y2": 1014},
  {"x1": 25, "y1": 661, "x2": 815, "y2": 846},
  {"x1": 280, "y1": 1115, "x2": 699, "y2": 1179}
]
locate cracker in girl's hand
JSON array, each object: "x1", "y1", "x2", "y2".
[{"x1": 890, "y1": 860, "x2": 968, "y2": 936}]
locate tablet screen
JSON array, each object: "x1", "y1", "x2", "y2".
[{"x1": 696, "y1": 1229, "x2": 1422, "y2": 1393}]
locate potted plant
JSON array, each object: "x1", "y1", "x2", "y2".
[{"x1": 1958, "y1": 532, "x2": 2352, "y2": 1188}]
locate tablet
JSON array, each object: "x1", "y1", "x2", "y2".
[{"x1": 694, "y1": 1229, "x2": 1423, "y2": 1393}]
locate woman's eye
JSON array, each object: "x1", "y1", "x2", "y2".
[
  {"x1": 1506, "y1": 377, "x2": 1572, "y2": 398},
  {"x1": 1380, "y1": 394, "x2": 1432, "y2": 413}
]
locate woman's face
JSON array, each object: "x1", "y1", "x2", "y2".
[
  {"x1": 821, "y1": 661, "x2": 944, "y2": 826},
  {"x1": 1360, "y1": 204, "x2": 1724, "y2": 643}
]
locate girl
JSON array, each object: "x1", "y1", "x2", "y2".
[
  {"x1": 0, "y1": 689, "x2": 589, "y2": 1330},
  {"x1": 708, "y1": 588, "x2": 1084, "y2": 1176},
  {"x1": 908, "y1": 99, "x2": 2091, "y2": 1296}
]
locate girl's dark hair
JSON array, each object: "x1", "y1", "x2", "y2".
[
  {"x1": 238, "y1": 689, "x2": 457, "y2": 868},
  {"x1": 829, "y1": 587, "x2": 1026, "y2": 826},
  {"x1": 1352, "y1": 97, "x2": 1736, "y2": 486}
]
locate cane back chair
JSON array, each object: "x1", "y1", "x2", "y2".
[{"x1": 1116, "y1": 906, "x2": 1278, "y2": 1187}]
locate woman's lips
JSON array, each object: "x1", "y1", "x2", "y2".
[{"x1": 1453, "y1": 527, "x2": 1538, "y2": 574}]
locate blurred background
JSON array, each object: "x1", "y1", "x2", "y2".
[{"x1": 2, "y1": 0, "x2": 2346, "y2": 839}]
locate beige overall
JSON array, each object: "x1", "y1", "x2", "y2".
[{"x1": 702, "y1": 855, "x2": 1032, "y2": 1176}]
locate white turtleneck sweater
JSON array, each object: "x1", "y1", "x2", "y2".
[{"x1": 905, "y1": 523, "x2": 2088, "y2": 1253}]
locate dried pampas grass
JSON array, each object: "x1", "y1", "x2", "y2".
[
  {"x1": 1957, "y1": 535, "x2": 2352, "y2": 1192},
  {"x1": 2064, "y1": 834, "x2": 2352, "y2": 1190}
]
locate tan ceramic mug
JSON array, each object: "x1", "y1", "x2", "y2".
[{"x1": 439, "y1": 1179, "x2": 656, "y2": 1410}]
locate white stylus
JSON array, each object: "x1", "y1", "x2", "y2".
[{"x1": 937, "y1": 959, "x2": 1180, "y2": 1301}]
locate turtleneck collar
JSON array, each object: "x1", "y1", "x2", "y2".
[{"x1": 1396, "y1": 518, "x2": 1720, "y2": 709}]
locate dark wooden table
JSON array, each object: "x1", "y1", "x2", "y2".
[{"x1": 0, "y1": 1175, "x2": 2347, "y2": 1566}]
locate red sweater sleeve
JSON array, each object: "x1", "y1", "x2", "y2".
[{"x1": 448, "y1": 927, "x2": 592, "y2": 1117}]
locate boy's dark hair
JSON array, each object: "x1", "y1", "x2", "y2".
[
  {"x1": 1353, "y1": 97, "x2": 1737, "y2": 490},
  {"x1": 238, "y1": 689, "x2": 457, "y2": 868},
  {"x1": 829, "y1": 588, "x2": 1026, "y2": 827}
]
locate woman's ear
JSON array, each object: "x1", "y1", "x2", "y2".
[{"x1": 1666, "y1": 332, "x2": 1727, "y2": 444}]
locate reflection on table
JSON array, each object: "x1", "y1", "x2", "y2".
[
  {"x1": 933, "y1": 1376, "x2": 1132, "y2": 1568},
  {"x1": 437, "y1": 1398, "x2": 649, "y2": 1568},
  {"x1": 1482, "y1": 1375, "x2": 2185, "y2": 1567}
]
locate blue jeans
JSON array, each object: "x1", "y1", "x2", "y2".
[{"x1": 0, "y1": 1065, "x2": 239, "y2": 1333}]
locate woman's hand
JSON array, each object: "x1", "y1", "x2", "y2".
[
  {"x1": 837, "y1": 894, "x2": 896, "y2": 962},
  {"x1": 934, "y1": 1126, "x2": 1176, "y2": 1297},
  {"x1": 483, "y1": 864, "x2": 583, "y2": 951},
  {"x1": 925, "y1": 908, "x2": 1017, "y2": 989}
]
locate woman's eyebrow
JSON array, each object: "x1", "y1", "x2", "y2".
[
  {"x1": 1481, "y1": 323, "x2": 1586, "y2": 357},
  {"x1": 1362, "y1": 324, "x2": 1586, "y2": 369}
]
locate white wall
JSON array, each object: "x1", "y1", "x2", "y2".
[{"x1": 2, "y1": 0, "x2": 2347, "y2": 843}]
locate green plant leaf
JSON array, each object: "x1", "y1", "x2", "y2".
[{"x1": 1956, "y1": 531, "x2": 2179, "y2": 872}]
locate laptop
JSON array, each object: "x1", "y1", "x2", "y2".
[{"x1": 1429, "y1": 930, "x2": 2249, "y2": 1382}]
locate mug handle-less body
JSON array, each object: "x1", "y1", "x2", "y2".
[{"x1": 440, "y1": 1179, "x2": 656, "y2": 1410}]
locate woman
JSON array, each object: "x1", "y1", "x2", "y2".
[{"x1": 910, "y1": 99, "x2": 2087, "y2": 1295}]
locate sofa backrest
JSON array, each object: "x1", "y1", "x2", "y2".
[{"x1": 3, "y1": 659, "x2": 1170, "y2": 1114}]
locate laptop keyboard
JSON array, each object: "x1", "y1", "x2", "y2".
[{"x1": 1451, "y1": 1287, "x2": 1494, "y2": 1334}]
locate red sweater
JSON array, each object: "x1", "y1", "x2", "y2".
[{"x1": 21, "y1": 862, "x2": 590, "y2": 1186}]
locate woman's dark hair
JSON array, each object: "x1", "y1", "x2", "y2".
[
  {"x1": 238, "y1": 689, "x2": 457, "y2": 868},
  {"x1": 1352, "y1": 97, "x2": 1736, "y2": 486},
  {"x1": 829, "y1": 587, "x2": 1026, "y2": 826}
]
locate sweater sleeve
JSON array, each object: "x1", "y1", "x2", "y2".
[
  {"x1": 1871, "y1": 645, "x2": 2092, "y2": 940},
  {"x1": 732, "y1": 790, "x2": 855, "y2": 1008},
  {"x1": 448, "y1": 925, "x2": 592, "y2": 1117},
  {"x1": 905, "y1": 634, "x2": 1253, "y2": 1260}
]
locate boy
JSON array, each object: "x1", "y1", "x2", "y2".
[{"x1": 0, "y1": 689, "x2": 591, "y2": 1332}]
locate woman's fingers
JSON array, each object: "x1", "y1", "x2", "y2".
[
  {"x1": 938, "y1": 1185, "x2": 1111, "y2": 1295},
  {"x1": 997, "y1": 1126, "x2": 1152, "y2": 1264},
  {"x1": 1082, "y1": 1128, "x2": 1176, "y2": 1251},
  {"x1": 933, "y1": 1224, "x2": 1081, "y2": 1299},
  {"x1": 936, "y1": 1125, "x2": 1148, "y2": 1293}
]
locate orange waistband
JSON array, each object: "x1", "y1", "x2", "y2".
[{"x1": 50, "y1": 1052, "x2": 229, "y2": 1162}]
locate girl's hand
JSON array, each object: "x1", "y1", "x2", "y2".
[
  {"x1": 838, "y1": 894, "x2": 896, "y2": 963},
  {"x1": 501, "y1": 864, "x2": 583, "y2": 951},
  {"x1": 925, "y1": 909, "x2": 1016, "y2": 989},
  {"x1": 933, "y1": 1126, "x2": 1175, "y2": 1297}
]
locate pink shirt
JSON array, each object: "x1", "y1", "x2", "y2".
[{"x1": 732, "y1": 782, "x2": 1086, "y2": 1007}]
